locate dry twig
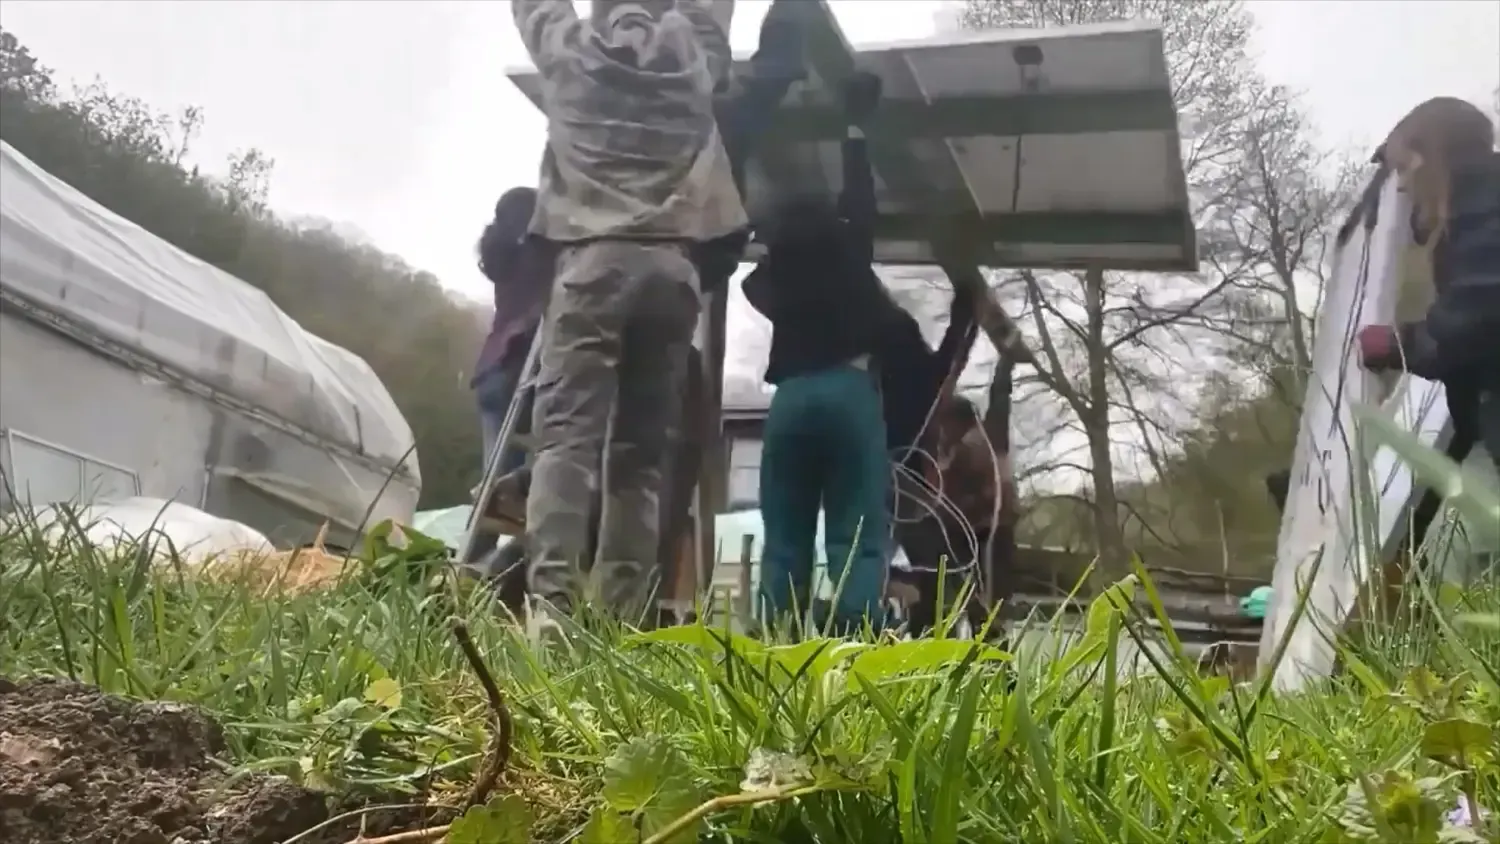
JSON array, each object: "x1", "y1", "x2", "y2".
[{"x1": 332, "y1": 621, "x2": 513, "y2": 844}]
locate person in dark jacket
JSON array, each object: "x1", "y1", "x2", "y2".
[
  {"x1": 880, "y1": 292, "x2": 977, "y2": 479},
  {"x1": 469, "y1": 187, "x2": 556, "y2": 603},
  {"x1": 744, "y1": 71, "x2": 895, "y2": 635},
  {"x1": 1357, "y1": 128, "x2": 1500, "y2": 477},
  {"x1": 473, "y1": 187, "x2": 553, "y2": 480}
]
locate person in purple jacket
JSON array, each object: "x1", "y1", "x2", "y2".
[{"x1": 472, "y1": 186, "x2": 556, "y2": 481}]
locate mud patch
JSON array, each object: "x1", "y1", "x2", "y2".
[{"x1": 0, "y1": 677, "x2": 447, "y2": 844}]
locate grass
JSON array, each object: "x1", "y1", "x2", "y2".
[{"x1": 2, "y1": 431, "x2": 1498, "y2": 842}]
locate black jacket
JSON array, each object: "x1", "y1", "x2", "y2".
[
  {"x1": 745, "y1": 132, "x2": 897, "y2": 385},
  {"x1": 879, "y1": 296, "x2": 975, "y2": 454},
  {"x1": 1397, "y1": 153, "x2": 1500, "y2": 387}
]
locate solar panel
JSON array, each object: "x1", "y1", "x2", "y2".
[{"x1": 506, "y1": 7, "x2": 1196, "y2": 272}]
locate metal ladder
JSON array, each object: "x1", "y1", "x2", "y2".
[{"x1": 457, "y1": 329, "x2": 544, "y2": 569}]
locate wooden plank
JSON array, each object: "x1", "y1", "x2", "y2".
[{"x1": 687, "y1": 286, "x2": 731, "y2": 603}]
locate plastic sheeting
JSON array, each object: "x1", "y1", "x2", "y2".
[
  {"x1": 0, "y1": 141, "x2": 419, "y2": 488},
  {"x1": 23, "y1": 497, "x2": 274, "y2": 566}
]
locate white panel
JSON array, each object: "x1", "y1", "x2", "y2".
[
  {"x1": 946, "y1": 135, "x2": 1018, "y2": 213},
  {"x1": 890, "y1": 21, "x2": 1166, "y2": 97},
  {"x1": 1259, "y1": 174, "x2": 1449, "y2": 693},
  {"x1": 1009, "y1": 132, "x2": 1177, "y2": 214},
  {"x1": 505, "y1": 18, "x2": 1193, "y2": 272}
]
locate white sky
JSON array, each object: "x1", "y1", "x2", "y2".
[{"x1": 3, "y1": 0, "x2": 1497, "y2": 378}]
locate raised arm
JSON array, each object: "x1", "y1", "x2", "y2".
[
  {"x1": 935, "y1": 288, "x2": 977, "y2": 379},
  {"x1": 981, "y1": 352, "x2": 1016, "y2": 454},
  {"x1": 717, "y1": 2, "x2": 805, "y2": 190},
  {"x1": 512, "y1": 0, "x2": 581, "y2": 66},
  {"x1": 675, "y1": 0, "x2": 736, "y2": 89},
  {"x1": 837, "y1": 72, "x2": 883, "y2": 268},
  {"x1": 838, "y1": 130, "x2": 876, "y2": 268}
]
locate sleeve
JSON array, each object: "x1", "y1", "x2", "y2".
[
  {"x1": 934, "y1": 292, "x2": 976, "y2": 380},
  {"x1": 838, "y1": 129, "x2": 877, "y2": 268},
  {"x1": 512, "y1": 0, "x2": 580, "y2": 65},
  {"x1": 716, "y1": 72, "x2": 796, "y2": 191},
  {"x1": 1397, "y1": 158, "x2": 1500, "y2": 381},
  {"x1": 716, "y1": 0, "x2": 803, "y2": 182},
  {"x1": 1396, "y1": 265, "x2": 1500, "y2": 383},
  {"x1": 981, "y1": 354, "x2": 1015, "y2": 453},
  {"x1": 674, "y1": 0, "x2": 736, "y2": 88}
]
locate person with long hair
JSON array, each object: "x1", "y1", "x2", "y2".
[
  {"x1": 473, "y1": 187, "x2": 552, "y2": 478},
  {"x1": 1356, "y1": 99, "x2": 1500, "y2": 476},
  {"x1": 744, "y1": 71, "x2": 895, "y2": 635}
]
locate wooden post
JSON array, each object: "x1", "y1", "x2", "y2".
[
  {"x1": 692, "y1": 285, "x2": 730, "y2": 600},
  {"x1": 737, "y1": 532, "x2": 755, "y2": 625}
]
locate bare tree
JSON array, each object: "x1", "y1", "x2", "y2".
[
  {"x1": 959, "y1": 0, "x2": 1276, "y2": 575},
  {"x1": 1195, "y1": 80, "x2": 1362, "y2": 409}
]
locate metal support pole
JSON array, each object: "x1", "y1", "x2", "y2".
[{"x1": 458, "y1": 329, "x2": 544, "y2": 565}]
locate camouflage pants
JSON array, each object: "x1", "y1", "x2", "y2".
[{"x1": 525, "y1": 239, "x2": 700, "y2": 622}]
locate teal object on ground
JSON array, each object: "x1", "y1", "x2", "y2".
[
  {"x1": 411, "y1": 506, "x2": 482, "y2": 551},
  {"x1": 1240, "y1": 585, "x2": 1273, "y2": 619}
]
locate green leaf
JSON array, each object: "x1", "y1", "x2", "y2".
[
  {"x1": 447, "y1": 795, "x2": 532, "y2": 844},
  {"x1": 601, "y1": 736, "x2": 702, "y2": 843},
  {"x1": 815, "y1": 738, "x2": 894, "y2": 790},
  {"x1": 1455, "y1": 613, "x2": 1500, "y2": 632},
  {"x1": 625, "y1": 623, "x2": 764, "y2": 659},
  {"x1": 1085, "y1": 575, "x2": 1139, "y2": 640},
  {"x1": 847, "y1": 638, "x2": 1009, "y2": 688},
  {"x1": 363, "y1": 676, "x2": 402, "y2": 711},
  {"x1": 1354, "y1": 403, "x2": 1500, "y2": 546},
  {"x1": 766, "y1": 639, "x2": 868, "y2": 679},
  {"x1": 1439, "y1": 824, "x2": 1489, "y2": 843},
  {"x1": 1422, "y1": 718, "x2": 1495, "y2": 767},
  {"x1": 579, "y1": 809, "x2": 636, "y2": 844}
]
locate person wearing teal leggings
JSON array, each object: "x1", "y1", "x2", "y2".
[{"x1": 744, "y1": 72, "x2": 894, "y2": 635}]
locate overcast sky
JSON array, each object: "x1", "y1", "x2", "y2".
[{"x1": 4, "y1": 0, "x2": 1497, "y2": 376}]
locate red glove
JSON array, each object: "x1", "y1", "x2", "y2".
[{"x1": 1356, "y1": 324, "x2": 1402, "y2": 372}]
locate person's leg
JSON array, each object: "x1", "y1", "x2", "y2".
[
  {"x1": 526, "y1": 241, "x2": 629, "y2": 619},
  {"x1": 758, "y1": 378, "x2": 823, "y2": 631},
  {"x1": 594, "y1": 242, "x2": 701, "y2": 622},
  {"x1": 476, "y1": 353, "x2": 533, "y2": 477},
  {"x1": 474, "y1": 363, "x2": 517, "y2": 472},
  {"x1": 819, "y1": 367, "x2": 891, "y2": 635}
]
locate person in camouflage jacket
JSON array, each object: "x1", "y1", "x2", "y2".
[{"x1": 511, "y1": 0, "x2": 745, "y2": 623}]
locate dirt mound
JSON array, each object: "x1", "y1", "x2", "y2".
[{"x1": 0, "y1": 677, "x2": 444, "y2": 844}]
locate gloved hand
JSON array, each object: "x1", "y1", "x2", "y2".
[
  {"x1": 1356, "y1": 324, "x2": 1403, "y2": 372},
  {"x1": 841, "y1": 70, "x2": 883, "y2": 126}
]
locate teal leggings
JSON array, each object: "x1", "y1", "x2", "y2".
[{"x1": 758, "y1": 365, "x2": 889, "y2": 633}]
